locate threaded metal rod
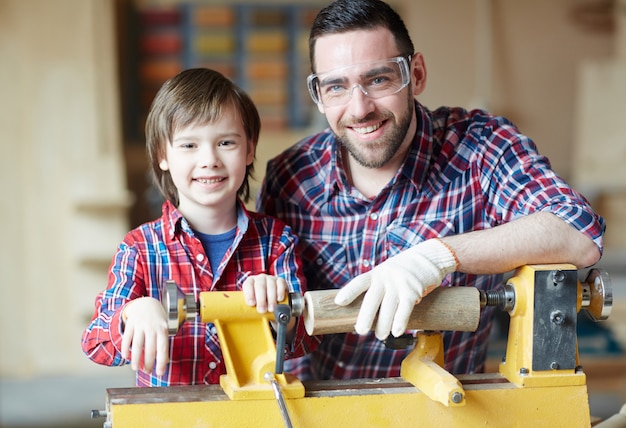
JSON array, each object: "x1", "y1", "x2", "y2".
[{"x1": 480, "y1": 284, "x2": 515, "y2": 312}]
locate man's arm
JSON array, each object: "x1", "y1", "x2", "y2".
[
  {"x1": 335, "y1": 211, "x2": 602, "y2": 339},
  {"x1": 442, "y1": 211, "x2": 601, "y2": 274}
]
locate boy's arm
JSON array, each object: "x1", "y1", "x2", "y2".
[
  {"x1": 81, "y1": 243, "x2": 145, "y2": 367},
  {"x1": 121, "y1": 296, "x2": 170, "y2": 376}
]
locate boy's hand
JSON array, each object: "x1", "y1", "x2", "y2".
[
  {"x1": 121, "y1": 297, "x2": 170, "y2": 376},
  {"x1": 242, "y1": 274, "x2": 288, "y2": 313}
]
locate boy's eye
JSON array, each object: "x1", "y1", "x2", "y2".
[{"x1": 174, "y1": 141, "x2": 196, "y2": 149}]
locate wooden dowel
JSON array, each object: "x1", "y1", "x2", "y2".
[{"x1": 302, "y1": 286, "x2": 481, "y2": 336}]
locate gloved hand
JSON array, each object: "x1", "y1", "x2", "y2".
[
  {"x1": 335, "y1": 239, "x2": 458, "y2": 340},
  {"x1": 121, "y1": 297, "x2": 170, "y2": 376}
]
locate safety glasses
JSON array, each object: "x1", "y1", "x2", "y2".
[{"x1": 307, "y1": 55, "x2": 412, "y2": 107}]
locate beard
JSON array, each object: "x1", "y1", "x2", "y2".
[{"x1": 335, "y1": 94, "x2": 414, "y2": 169}]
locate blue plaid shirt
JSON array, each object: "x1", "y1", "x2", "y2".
[{"x1": 258, "y1": 102, "x2": 605, "y2": 380}]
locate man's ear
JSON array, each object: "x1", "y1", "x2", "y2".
[
  {"x1": 411, "y1": 52, "x2": 427, "y2": 97},
  {"x1": 159, "y1": 159, "x2": 169, "y2": 171}
]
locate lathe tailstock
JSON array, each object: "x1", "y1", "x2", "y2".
[{"x1": 93, "y1": 264, "x2": 613, "y2": 427}]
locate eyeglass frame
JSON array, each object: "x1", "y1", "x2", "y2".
[{"x1": 306, "y1": 54, "x2": 413, "y2": 107}]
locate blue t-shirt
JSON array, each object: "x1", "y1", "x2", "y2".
[{"x1": 194, "y1": 227, "x2": 237, "y2": 273}]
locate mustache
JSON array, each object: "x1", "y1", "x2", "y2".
[{"x1": 338, "y1": 112, "x2": 388, "y2": 128}]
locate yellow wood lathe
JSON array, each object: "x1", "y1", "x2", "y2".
[{"x1": 92, "y1": 264, "x2": 613, "y2": 427}]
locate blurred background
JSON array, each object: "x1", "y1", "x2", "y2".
[{"x1": 0, "y1": 0, "x2": 624, "y2": 426}]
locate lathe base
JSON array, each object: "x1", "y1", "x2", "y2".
[{"x1": 105, "y1": 373, "x2": 592, "y2": 427}]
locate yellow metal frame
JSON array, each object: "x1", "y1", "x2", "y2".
[
  {"x1": 106, "y1": 377, "x2": 591, "y2": 427},
  {"x1": 499, "y1": 264, "x2": 586, "y2": 388},
  {"x1": 400, "y1": 331, "x2": 465, "y2": 406},
  {"x1": 197, "y1": 292, "x2": 304, "y2": 400},
  {"x1": 103, "y1": 264, "x2": 606, "y2": 427}
]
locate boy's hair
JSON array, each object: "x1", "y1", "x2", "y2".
[
  {"x1": 146, "y1": 68, "x2": 260, "y2": 205},
  {"x1": 309, "y1": 0, "x2": 414, "y2": 73}
]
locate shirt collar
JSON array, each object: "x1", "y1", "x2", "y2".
[
  {"x1": 162, "y1": 199, "x2": 250, "y2": 241},
  {"x1": 399, "y1": 101, "x2": 435, "y2": 193},
  {"x1": 316, "y1": 131, "x2": 344, "y2": 203},
  {"x1": 162, "y1": 200, "x2": 183, "y2": 240}
]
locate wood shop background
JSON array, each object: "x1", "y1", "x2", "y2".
[{"x1": 0, "y1": 0, "x2": 625, "y2": 426}]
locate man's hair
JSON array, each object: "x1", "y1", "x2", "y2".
[
  {"x1": 145, "y1": 68, "x2": 260, "y2": 205},
  {"x1": 309, "y1": 0, "x2": 415, "y2": 72}
]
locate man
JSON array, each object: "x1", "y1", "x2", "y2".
[{"x1": 258, "y1": 0, "x2": 604, "y2": 380}]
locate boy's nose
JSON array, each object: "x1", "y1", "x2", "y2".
[{"x1": 200, "y1": 146, "x2": 221, "y2": 168}]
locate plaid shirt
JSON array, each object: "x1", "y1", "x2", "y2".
[
  {"x1": 82, "y1": 200, "x2": 318, "y2": 386},
  {"x1": 258, "y1": 102, "x2": 605, "y2": 380}
]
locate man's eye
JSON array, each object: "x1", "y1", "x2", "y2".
[
  {"x1": 322, "y1": 84, "x2": 346, "y2": 95},
  {"x1": 369, "y1": 75, "x2": 393, "y2": 87},
  {"x1": 218, "y1": 140, "x2": 235, "y2": 147},
  {"x1": 372, "y1": 76, "x2": 388, "y2": 85}
]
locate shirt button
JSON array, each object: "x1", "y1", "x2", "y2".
[
  {"x1": 196, "y1": 254, "x2": 205, "y2": 262},
  {"x1": 316, "y1": 257, "x2": 323, "y2": 266},
  {"x1": 337, "y1": 361, "x2": 345, "y2": 368},
  {"x1": 209, "y1": 361, "x2": 217, "y2": 370},
  {"x1": 211, "y1": 326, "x2": 217, "y2": 335},
  {"x1": 362, "y1": 260, "x2": 371, "y2": 268},
  {"x1": 369, "y1": 212, "x2": 378, "y2": 220}
]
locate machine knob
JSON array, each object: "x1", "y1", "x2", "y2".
[
  {"x1": 163, "y1": 280, "x2": 199, "y2": 335},
  {"x1": 581, "y1": 268, "x2": 612, "y2": 321}
]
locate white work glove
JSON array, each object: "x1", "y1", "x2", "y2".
[
  {"x1": 335, "y1": 239, "x2": 458, "y2": 340},
  {"x1": 121, "y1": 297, "x2": 170, "y2": 376}
]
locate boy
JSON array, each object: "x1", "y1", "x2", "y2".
[{"x1": 82, "y1": 68, "x2": 317, "y2": 386}]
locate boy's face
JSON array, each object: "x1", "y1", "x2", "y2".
[{"x1": 158, "y1": 104, "x2": 254, "y2": 221}]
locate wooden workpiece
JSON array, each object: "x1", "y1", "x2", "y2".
[{"x1": 302, "y1": 286, "x2": 481, "y2": 335}]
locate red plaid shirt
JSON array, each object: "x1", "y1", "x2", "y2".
[
  {"x1": 258, "y1": 102, "x2": 605, "y2": 380},
  {"x1": 82, "y1": 200, "x2": 318, "y2": 386}
]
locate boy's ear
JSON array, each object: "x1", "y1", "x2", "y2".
[
  {"x1": 246, "y1": 140, "x2": 256, "y2": 165},
  {"x1": 159, "y1": 159, "x2": 169, "y2": 171}
]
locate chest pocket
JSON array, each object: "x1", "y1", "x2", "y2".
[
  {"x1": 301, "y1": 241, "x2": 348, "y2": 291},
  {"x1": 384, "y1": 219, "x2": 456, "y2": 285}
]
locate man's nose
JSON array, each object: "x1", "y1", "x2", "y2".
[
  {"x1": 348, "y1": 84, "x2": 369, "y2": 99},
  {"x1": 346, "y1": 84, "x2": 375, "y2": 116}
]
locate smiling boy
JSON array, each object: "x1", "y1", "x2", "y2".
[{"x1": 82, "y1": 68, "x2": 318, "y2": 386}]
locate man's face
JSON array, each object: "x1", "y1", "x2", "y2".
[{"x1": 311, "y1": 28, "x2": 419, "y2": 168}]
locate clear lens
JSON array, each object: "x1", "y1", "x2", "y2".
[{"x1": 307, "y1": 56, "x2": 411, "y2": 107}]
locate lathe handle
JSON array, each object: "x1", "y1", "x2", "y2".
[{"x1": 302, "y1": 286, "x2": 481, "y2": 336}]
